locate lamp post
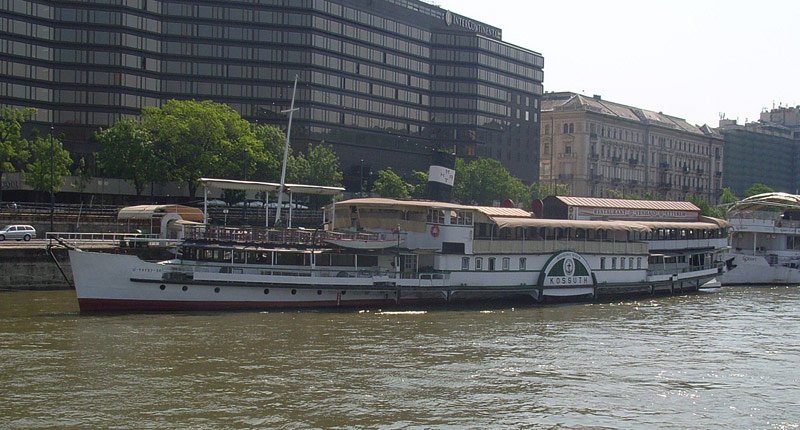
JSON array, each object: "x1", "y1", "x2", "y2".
[
  {"x1": 49, "y1": 125, "x2": 54, "y2": 233},
  {"x1": 359, "y1": 159, "x2": 364, "y2": 196}
]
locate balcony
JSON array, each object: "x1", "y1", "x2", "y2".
[
  {"x1": 660, "y1": 162, "x2": 670, "y2": 169},
  {"x1": 611, "y1": 156, "x2": 622, "y2": 163},
  {"x1": 590, "y1": 173, "x2": 603, "y2": 181},
  {"x1": 682, "y1": 166, "x2": 690, "y2": 173},
  {"x1": 696, "y1": 168, "x2": 704, "y2": 175},
  {"x1": 611, "y1": 177, "x2": 622, "y2": 184},
  {"x1": 715, "y1": 171, "x2": 722, "y2": 177},
  {"x1": 628, "y1": 158, "x2": 639, "y2": 166},
  {"x1": 558, "y1": 173, "x2": 575, "y2": 180},
  {"x1": 589, "y1": 133, "x2": 598, "y2": 143},
  {"x1": 658, "y1": 182, "x2": 672, "y2": 189},
  {"x1": 682, "y1": 185, "x2": 690, "y2": 192},
  {"x1": 589, "y1": 152, "x2": 599, "y2": 161},
  {"x1": 558, "y1": 152, "x2": 577, "y2": 159},
  {"x1": 628, "y1": 179, "x2": 639, "y2": 186}
]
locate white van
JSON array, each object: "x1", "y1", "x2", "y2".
[{"x1": 0, "y1": 224, "x2": 36, "y2": 241}]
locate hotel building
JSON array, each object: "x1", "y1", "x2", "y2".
[{"x1": 0, "y1": 0, "x2": 544, "y2": 196}]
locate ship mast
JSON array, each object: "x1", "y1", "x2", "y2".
[{"x1": 275, "y1": 75, "x2": 299, "y2": 227}]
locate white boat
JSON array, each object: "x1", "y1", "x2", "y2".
[
  {"x1": 719, "y1": 192, "x2": 800, "y2": 285},
  {"x1": 66, "y1": 197, "x2": 730, "y2": 312}
]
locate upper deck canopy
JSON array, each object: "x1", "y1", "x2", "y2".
[
  {"x1": 118, "y1": 204, "x2": 204, "y2": 222},
  {"x1": 198, "y1": 178, "x2": 344, "y2": 196}
]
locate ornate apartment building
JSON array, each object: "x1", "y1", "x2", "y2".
[{"x1": 539, "y1": 92, "x2": 724, "y2": 203}]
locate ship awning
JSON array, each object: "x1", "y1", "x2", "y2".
[
  {"x1": 634, "y1": 221, "x2": 725, "y2": 230},
  {"x1": 491, "y1": 217, "x2": 651, "y2": 233},
  {"x1": 198, "y1": 178, "x2": 344, "y2": 195},
  {"x1": 117, "y1": 205, "x2": 205, "y2": 222}
]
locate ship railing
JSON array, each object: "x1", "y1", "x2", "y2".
[
  {"x1": 184, "y1": 225, "x2": 384, "y2": 246},
  {"x1": 647, "y1": 261, "x2": 723, "y2": 276},
  {"x1": 186, "y1": 263, "x2": 449, "y2": 281}
]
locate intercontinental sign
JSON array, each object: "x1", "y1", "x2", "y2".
[{"x1": 444, "y1": 11, "x2": 502, "y2": 39}]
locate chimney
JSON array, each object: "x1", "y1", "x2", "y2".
[
  {"x1": 592, "y1": 94, "x2": 602, "y2": 100},
  {"x1": 426, "y1": 150, "x2": 456, "y2": 202}
]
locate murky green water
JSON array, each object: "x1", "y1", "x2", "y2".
[{"x1": 1, "y1": 287, "x2": 798, "y2": 429}]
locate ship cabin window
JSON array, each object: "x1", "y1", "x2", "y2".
[
  {"x1": 519, "y1": 257, "x2": 526, "y2": 270},
  {"x1": 600, "y1": 257, "x2": 606, "y2": 269},
  {"x1": 461, "y1": 257, "x2": 470, "y2": 270},
  {"x1": 620, "y1": 258, "x2": 625, "y2": 269},
  {"x1": 316, "y1": 253, "x2": 356, "y2": 267},
  {"x1": 427, "y1": 209, "x2": 445, "y2": 224},
  {"x1": 233, "y1": 250, "x2": 246, "y2": 263},
  {"x1": 637, "y1": 257, "x2": 642, "y2": 269},
  {"x1": 275, "y1": 252, "x2": 308, "y2": 266},
  {"x1": 488, "y1": 257, "x2": 496, "y2": 271},
  {"x1": 475, "y1": 257, "x2": 483, "y2": 271},
  {"x1": 611, "y1": 257, "x2": 617, "y2": 269},
  {"x1": 451, "y1": 210, "x2": 473, "y2": 225},
  {"x1": 629, "y1": 257, "x2": 634, "y2": 269},
  {"x1": 502, "y1": 257, "x2": 510, "y2": 271}
]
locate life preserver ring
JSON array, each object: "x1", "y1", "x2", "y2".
[{"x1": 430, "y1": 224, "x2": 440, "y2": 237}]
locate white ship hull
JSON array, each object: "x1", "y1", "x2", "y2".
[
  {"x1": 718, "y1": 253, "x2": 800, "y2": 285},
  {"x1": 69, "y1": 250, "x2": 717, "y2": 313}
]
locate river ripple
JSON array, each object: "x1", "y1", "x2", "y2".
[{"x1": 1, "y1": 287, "x2": 798, "y2": 429}]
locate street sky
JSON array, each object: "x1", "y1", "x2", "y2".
[{"x1": 429, "y1": 0, "x2": 799, "y2": 127}]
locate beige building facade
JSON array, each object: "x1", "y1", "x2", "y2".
[{"x1": 539, "y1": 92, "x2": 724, "y2": 203}]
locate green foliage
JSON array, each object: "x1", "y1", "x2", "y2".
[
  {"x1": 744, "y1": 183, "x2": 773, "y2": 198},
  {"x1": 251, "y1": 123, "x2": 284, "y2": 181},
  {"x1": 72, "y1": 157, "x2": 92, "y2": 196},
  {"x1": 686, "y1": 194, "x2": 724, "y2": 218},
  {"x1": 454, "y1": 158, "x2": 527, "y2": 206},
  {"x1": 408, "y1": 170, "x2": 428, "y2": 199},
  {"x1": 23, "y1": 134, "x2": 73, "y2": 193},
  {"x1": 95, "y1": 119, "x2": 164, "y2": 196},
  {"x1": 290, "y1": 144, "x2": 343, "y2": 187},
  {"x1": 0, "y1": 106, "x2": 35, "y2": 201},
  {"x1": 141, "y1": 99, "x2": 267, "y2": 198},
  {"x1": 529, "y1": 182, "x2": 571, "y2": 200},
  {"x1": 719, "y1": 187, "x2": 738, "y2": 205},
  {"x1": 372, "y1": 168, "x2": 409, "y2": 198}
]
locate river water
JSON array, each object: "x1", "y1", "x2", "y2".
[{"x1": 1, "y1": 287, "x2": 798, "y2": 429}]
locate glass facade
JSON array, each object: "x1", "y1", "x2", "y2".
[{"x1": 0, "y1": 0, "x2": 544, "y2": 185}]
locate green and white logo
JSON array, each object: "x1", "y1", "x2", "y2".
[{"x1": 540, "y1": 251, "x2": 594, "y2": 287}]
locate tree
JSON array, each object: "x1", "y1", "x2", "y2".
[
  {"x1": 291, "y1": 144, "x2": 343, "y2": 187},
  {"x1": 0, "y1": 106, "x2": 35, "y2": 202},
  {"x1": 686, "y1": 194, "x2": 723, "y2": 218},
  {"x1": 408, "y1": 170, "x2": 428, "y2": 199},
  {"x1": 251, "y1": 123, "x2": 284, "y2": 182},
  {"x1": 23, "y1": 134, "x2": 73, "y2": 195},
  {"x1": 142, "y1": 99, "x2": 265, "y2": 198},
  {"x1": 72, "y1": 156, "x2": 92, "y2": 202},
  {"x1": 719, "y1": 187, "x2": 738, "y2": 205},
  {"x1": 95, "y1": 119, "x2": 164, "y2": 197},
  {"x1": 529, "y1": 182, "x2": 571, "y2": 200},
  {"x1": 372, "y1": 168, "x2": 409, "y2": 198},
  {"x1": 454, "y1": 158, "x2": 527, "y2": 206},
  {"x1": 744, "y1": 183, "x2": 773, "y2": 198}
]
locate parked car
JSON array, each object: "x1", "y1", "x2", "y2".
[{"x1": 0, "y1": 224, "x2": 36, "y2": 241}]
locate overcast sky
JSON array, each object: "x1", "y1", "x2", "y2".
[{"x1": 429, "y1": 0, "x2": 799, "y2": 127}]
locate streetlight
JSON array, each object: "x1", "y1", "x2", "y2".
[
  {"x1": 49, "y1": 125, "x2": 54, "y2": 233},
  {"x1": 360, "y1": 159, "x2": 364, "y2": 196}
]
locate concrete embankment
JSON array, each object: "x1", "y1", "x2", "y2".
[{"x1": 1, "y1": 246, "x2": 76, "y2": 290}]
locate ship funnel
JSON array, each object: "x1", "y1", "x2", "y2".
[{"x1": 426, "y1": 150, "x2": 456, "y2": 202}]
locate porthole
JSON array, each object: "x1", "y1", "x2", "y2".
[
  {"x1": 214, "y1": 287, "x2": 220, "y2": 293},
  {"x1": 291, "y1": 289, "x2": 297, "y2": 295},
  {"x1": 317, "y1": 290, "x2": 322, "y2": 295},
  {"x1": 182, "y1": 286, "x2": 188, "y2": 292},
  {"x1": 264, "y1": 288, "x2": 270, "y2": 294},
  {"x1": 159, "y1": 284, "x2": 165, "y2": 290}
]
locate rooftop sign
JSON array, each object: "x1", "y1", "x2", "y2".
[{"x1": 444, "y1": 11, "x2": 502, "y2": 39}]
